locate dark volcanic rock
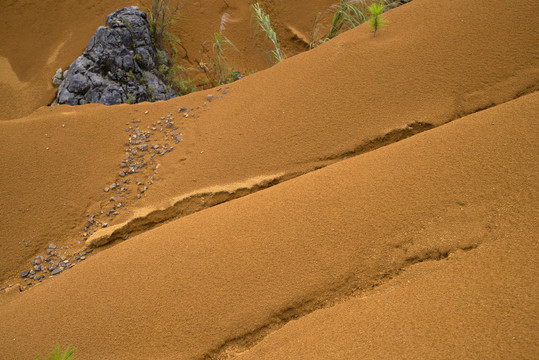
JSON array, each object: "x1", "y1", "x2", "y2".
[{"x1": 57, "y1": 6, "x2": 178, "y2": 105}]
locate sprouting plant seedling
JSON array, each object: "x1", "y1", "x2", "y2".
[
  {"x1": 36, "y1": 345, "x2": 77, "y2": 360},
  {"x1": 367, "y1": 2, "x2": 388, "y2": 37},
  {"x1": 251, "y1": 2, "x2": 284, "y2": 63}
]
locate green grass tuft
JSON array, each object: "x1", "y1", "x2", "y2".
[
  {"x1": 328, "y1": 0, "x2": 368, "y2": 40},
  {"x1": 311, "y1": 0, "x2": 406, "y2": 47},
  {"x1": 212, "y1": 31, "x2": 238, "y2": 85},
  {"x1": 147, "y1": 0, "x2": 179, "y2": 51},
  {"x1": 36, "y1": 345, "x2": 76, "y2": 360},
  {"x1": 198, "y1": 13, "x2": 240, "y2": 87},
  {"x1": 251, "y1": 2, "x2": 284, "y2": 63}
]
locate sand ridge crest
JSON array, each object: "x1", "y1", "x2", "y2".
[{"x1": 85, "y1": 172, "x2": 288, "y2": 248}]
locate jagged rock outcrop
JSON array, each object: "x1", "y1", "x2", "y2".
[{"x1": 57, "y1": 6, "x2": 178, "y2": 105}]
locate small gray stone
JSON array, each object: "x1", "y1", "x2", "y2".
[
  {"x1": 102, "y1": 223, "x2": 108, "y2": 228},
  {"x1": 51, "y1": 268, "x2": 63, "y2": 276},
  {"x1": 207, "y1": 94, "x2": 213, "y2": 102},
  {"x1": 48, "y1": 244, "x2": 57, "y2": 249},
  {"x1": 104, "y1": 187, "x2": 110, "y2": 192},
  {"x1": 34, "y1": 265, "x2": 41, "y2": 272},
  {"x1": 21, "y1": 270, "x2": 30, "y2": 278}
]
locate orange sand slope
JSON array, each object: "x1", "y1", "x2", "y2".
[
  {"x1": 236, "y1": 97, "x2": 539, "y2": 360},
  {"x1": 0, "y1": 0, "x2": 538, "y2": 358},
  {"x1": 1, "y1": 0, "x2": 538, "y2": 288},
  {"x1": 0, "y1": 91, "x2": 537, "y2": 359}
]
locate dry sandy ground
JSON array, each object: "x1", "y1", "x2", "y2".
[{"x1": 0, "y1": 0, "x2": 538, "y2": 359}]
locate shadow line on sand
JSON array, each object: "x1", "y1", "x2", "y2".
[
  {"x1": 204, "y1": 244, "x2": 479, "y2": 360},
  {"x1": 86, "y1": 121, "x2": 434, "y2": 250}
]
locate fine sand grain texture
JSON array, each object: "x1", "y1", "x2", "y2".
[
  {"x1": 1, "y1": 0, "x2": 538, "y2": 288},
  {"x1": 0, "y1": 91, "x2": 537, "y2": 359},
  {"x1": 235, "y1": 93, "x2": 539, "y2": 360},
  {"x1": 0, "y1": 0, "x2": 538, "y2": 358}
]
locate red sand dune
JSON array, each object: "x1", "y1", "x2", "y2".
[{"x1": 0, "y1": 0, "x2": 538, "y2": 359}]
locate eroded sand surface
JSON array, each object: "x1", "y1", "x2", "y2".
[{"x1": 0, "y1": 0, "x2": 537, "y2": 359}]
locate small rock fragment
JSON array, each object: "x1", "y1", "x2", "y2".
[{"x1": 51, "y1": 268, "x2": 63, "y2": 276}]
